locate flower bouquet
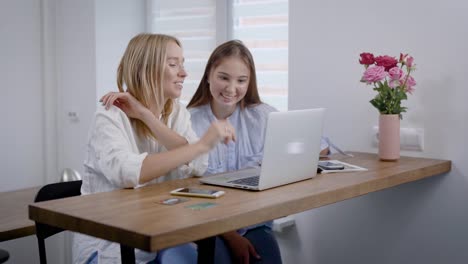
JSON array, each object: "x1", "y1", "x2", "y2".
[
  {"x1": 359, "y1": 52, "x2": 416, "y2": 160},
  {"x1": 359, "y1": 52, "x2": 416, "y2": 119}
]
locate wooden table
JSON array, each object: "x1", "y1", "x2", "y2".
[
  {"x1": 1, "y1": 186, "x2": 40, "y2": 242},
  {"x1": 29, "y1": 152, "x2": 451, "y2": 263}
]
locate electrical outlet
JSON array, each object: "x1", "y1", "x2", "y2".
[{"x1": 272, "y1": 215, "x2": 296, "y2": 233}]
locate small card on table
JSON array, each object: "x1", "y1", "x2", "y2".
[
  {"x1": 185, "y1": 202, "x2": 218, "y2": 210},
  {"x1": 158, "y1": 197, "x2": 189, "y2": 205}
]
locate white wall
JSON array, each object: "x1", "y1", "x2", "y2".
[
  {"x1": 0, "y1": 0, "x2": 44, "y2": 192},
  {"x1": 54, "y1": 0, "x2": 96, "y2": 180},
  {"x1": 0, "y1": 1, "x2": 64, "y2": 263},
  {"x1": 278, "y1": 0, "x2": 468, "y2": 263},
  {"x1": 0, "y1": 0, "x2": 145, "y2": 263},
  {"x1": 96, "y1": 0, "x2": 146, "y2": 98}
]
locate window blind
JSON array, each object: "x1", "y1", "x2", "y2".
[
  {"x1": 232, "y1": 0, "x2": 288, "y2": 110},
  {"x1": 148, "y1": 0, "x2": 217, "y2": 103},
  {"x1": 148, "y1": 0, "x2": 288, "y2": 110}
]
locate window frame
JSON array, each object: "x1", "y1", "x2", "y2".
[{"x1": 146, "y1": 0, "x2": 288, "y2": 110}]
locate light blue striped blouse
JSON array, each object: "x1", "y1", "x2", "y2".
[
  {"x1": 190, "y1": 103, "x2": 328, "y2": 175},
  {"x1": 189, "y1": 103, "x2": 329, "y2": 234},
  {"x1": 190, "y1": 103, "x2": 277, "y2": 175}
]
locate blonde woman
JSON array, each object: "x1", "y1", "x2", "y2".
[{"x1": 73, "y1": 34, "x2": 235, "y2": 264}]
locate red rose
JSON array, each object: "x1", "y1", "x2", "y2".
[
  {"x1": 375, "y1": 55, "x2": 398, "y2": 71},
  {"x1": 359, "y1": 52, "x2": 375, "y2": 65}
]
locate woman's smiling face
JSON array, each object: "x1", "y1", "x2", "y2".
[
  {"x1": 163, "y1": 40, "x2": 187, "y2": 100},
  {"x1": 208, "y1": 56, "x2": 250, "y2": 111}
]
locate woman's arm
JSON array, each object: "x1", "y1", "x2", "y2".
[
  {"x1": 320, "y1": 147, "x2": 330, "y2": 156},
  {"x1": 139, "y1": 111, "x2": 188, "y2": 150},
  {"x1": 171, "y1": 105, "x2": 209, "y2": 176},
  {"x1": 99, "y1": 92, "x2": 236, "y2": 185},
  {"x1": 100, "y1": 92, "x2": 187, "y2": 150},
  {"x1": 139, "y1": 119, "x2": 235, "y2": 184},
  {"x1": 139, "y1": 140, "x2": 208, "y2": 184}
]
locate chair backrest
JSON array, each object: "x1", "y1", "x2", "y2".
[
  {"x1": 0, "y1": 248, "x2": 9, "y2": 263},
  {"x1": 34, "y1": 180, "x2": 82, "y2": 264},
  {"x1": 34, "y1": 180, "x2": 82, "y2": 203}
]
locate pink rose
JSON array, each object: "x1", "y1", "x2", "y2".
[
  {"x1": 406, "y1": 56, "x2": 414, "y2": 68},
  {"x1": 388, "y1": 67, "x2": 404, "y2": 81},
  {"x1": 375, "y1": 55, "x2": 398, "y2": 71},
  {"x1": 403, "y1": 75, "x2": 417, "y2": 94},
  {"x1": 362, "y1": 66, "x2": 387, "y2": 83},
  {"x1": 359, "y1": 52, "x2": 375, "y2": 65}
]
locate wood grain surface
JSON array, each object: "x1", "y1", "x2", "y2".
[{"x1": 29, "y1": 152, "x2": 451, "y2": 251}]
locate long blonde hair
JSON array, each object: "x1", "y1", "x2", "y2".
[{"x1": 117, "y1": 33, "x2": 181, "y2": 139}]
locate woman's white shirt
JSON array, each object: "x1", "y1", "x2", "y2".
[{"x1": 73, "y1": 102, "x2": 207, "y2": 264}]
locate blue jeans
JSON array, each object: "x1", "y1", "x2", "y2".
[
  {"x1": 86, "y1": 227, "x2": 281, "y2": 264},
  {"x1": 152, "y1": 243, "x2": 197, "y2": 264},
  {"x1": 215, "y1": 226, "x2": 282, "y2": 264},
  {"x1": 85, "y1": 243, "x2": 197, "y2": 264}
]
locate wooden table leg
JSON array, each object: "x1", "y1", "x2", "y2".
[
  {"x1": 120, "y1": 244, "x2": 135, "y2": 264},
  {"x1": 195, "y1": 237, "x2": 216, "y2": 264}
]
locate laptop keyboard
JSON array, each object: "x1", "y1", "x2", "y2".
[{"x1": 228, "y1": 175, "x2": 260, "y2": 186}]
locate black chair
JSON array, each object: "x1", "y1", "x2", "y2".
[
  {"x1": 0, "y1": 249, "x2": 9, "y2": 263},
  {"x1": 33, "y1": 180, "x2": 82, "y2": 264}
]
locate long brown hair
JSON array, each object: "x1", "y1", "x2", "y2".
[
  {"x1": 187, "y1": 40, "x2": 261, "y2": 109},
  {"x1": 117, "y1": 33, "x2": 181, "y2": 139}
]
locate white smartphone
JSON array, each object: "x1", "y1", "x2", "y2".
[
  {"x1": 318, "y1": 161, "x2": 345, "y2": 170},
  {"x1": 170, "y1": 187, "x2": 225, "y2": 199}
]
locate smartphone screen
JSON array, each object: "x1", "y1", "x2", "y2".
[
  {"x1": 319, "y1": 161, "x2": 338, "y2": 167},
  {"x1": 318, "y1": 161, "x2": 345, "y2": 170},
  {"x1": 178, "y1": 188, "x2": 218, "y2": 195}
]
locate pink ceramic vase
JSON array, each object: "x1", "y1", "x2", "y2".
[{"x1": 378, "y1": 114, "x2": 400, "y2": 161}]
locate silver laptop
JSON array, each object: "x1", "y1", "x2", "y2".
[{"x1": 199, "y1": 108, "x2": 324, "y2": 191}]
